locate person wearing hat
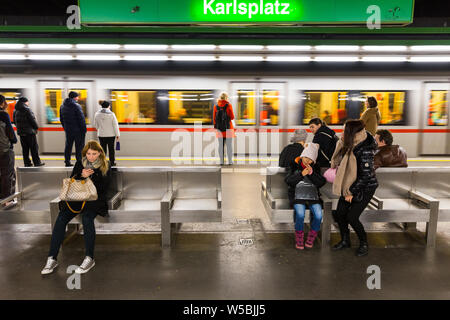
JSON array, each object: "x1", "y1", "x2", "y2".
[
  {"x1": 94, "y1": 100, "x2": 120, "y2": 166},
  {"x1": 0, "y1": 95, "x2": 18, "y2": 207},
  {"x1": 279, "y1": 129, "x2": 307, "y2": 170},
  {"x1": 60, "y1": 91, "x2": 86, "y2": 167},
  {"x1": 13, "y1": 97, "x2": 45, "y2": 167},
  {"x1": 284, "y1": 143, "x2": 326, "y2": 250}
]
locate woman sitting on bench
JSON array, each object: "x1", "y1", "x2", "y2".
[{"x1": 41, "y1": 140, "x2": 111, "y2": 275}]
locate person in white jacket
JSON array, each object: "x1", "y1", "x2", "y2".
[{"x1": 94, "y1": 100, "x2": 120, "y2": 166}]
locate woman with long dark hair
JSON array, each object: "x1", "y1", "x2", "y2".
[{"x1": 330, "y1": 120, "x2": 378, "y2": 256}]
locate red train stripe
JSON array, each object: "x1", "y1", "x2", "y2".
[{"x1": 26, "y1": 127, "x2": 450, "y2": 133}]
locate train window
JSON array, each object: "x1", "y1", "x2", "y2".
[
  {"x1": 110, "y1": 90, "x2": 157, "y2": 124},
  {"x1": 236, "y1": 90, "x2": 257, "y2": 125},
  {"x1": 428, "y1": 90, "x2": 448, "y2": 126},
  {"x1": 45, "y1": 89, "x2": 90, "y2": 124},
  {"x1": 260, "y1": 90, "x2": 279, "y2": 126},
  {"x1": 0, "y1": 90, "x2": 21, "y2": 121},
  {"x1": 302, "y1": 91, "x2": 348, "y2": 125},
  {"x1": 360, "y1": 92, "x2": 406, "y2": 125},
  {"x1": 165, "y1": 90, "x2": 213, "y2": 125}
]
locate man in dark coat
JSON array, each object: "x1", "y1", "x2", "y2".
[
  {"x1": 13, "y1": 97, "x2": 44, "y2": 167},
  {"x1": 309, "y1": 118, "x2": 338, "y2": 168},
  {"x1": 60, "y1": 91, "x2": 86, "y2": 167}
]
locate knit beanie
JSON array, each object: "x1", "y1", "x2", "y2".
[
  {"x1": 18, "y1": 97, "x2": 28, "y2": 103},
  {"x1": 300, "y1": 143, "x2": 319, "y2": 163},
  {"x1": 290, "y1": 129, "x2": 308, "y2": 143},
  {"x1": 69, "y1": 91, "x2": 79, "y2": 99}
]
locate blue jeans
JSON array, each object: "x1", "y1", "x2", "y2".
[{"x1": 294, "y1": 203, "x2": 323, "y2": 232}]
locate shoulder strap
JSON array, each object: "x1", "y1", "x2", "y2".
[{"x1": 319, "y1": 131, "x2": 333, "y2": 140}]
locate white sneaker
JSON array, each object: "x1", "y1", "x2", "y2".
[
  {"x1": 75, "y1": 256, "x2": 95, "y2": 274},
  {"x1": 41, "y1": 257, "x2": 58, "y2": 275}
]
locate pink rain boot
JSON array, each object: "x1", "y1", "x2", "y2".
[
  {"x1": 305, "y1": 230, "x2": 318, "y2": 248},
  {"x1": 295, "y1": 231, "x2": 304, "y2": 250}
]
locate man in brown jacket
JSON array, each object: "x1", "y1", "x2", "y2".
[
  {"x1": 360, "y1": 96, "x2": 381, "y2": 136},
  {"x1": 374, "y1": 129, "x2": 408, "y2": 169}
]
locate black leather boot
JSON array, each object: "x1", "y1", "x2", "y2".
[
  {"x1": 355, "y1": 241, "x2": 369, "y2": 257},
  {"x1": 332, "y1": 232, "x2": 351, "y2": 250}
]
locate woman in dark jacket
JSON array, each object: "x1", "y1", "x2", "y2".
[
  {"x1": 308, "y1": 118, "x2": 338, "y2": 168},
  {"x1": 13, "y1": 97, "x2": 44, "y2": 167},
  {"x1": 285, "y1": 143, "x2": 326, "y2": 250},
  {"x1": 41, "y1": 140, "x2": 111, "y2": 275},
  {"x1": 330, "y1": 120, "x2": 378, "y2": 257}
]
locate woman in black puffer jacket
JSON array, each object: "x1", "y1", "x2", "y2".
[
  {"x1": 330, "y1": 120, "x2": 378, "y2": 257},
  {"x1": 41, "y1": 140, "x2": 111, "y2": 275}
]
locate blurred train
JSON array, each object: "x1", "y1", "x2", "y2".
[{"x1": 0, "y1": 74, "x2": 449, "y2": 158}]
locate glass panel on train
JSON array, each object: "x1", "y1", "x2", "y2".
[
  {"x1": 260, "y1": 90, "x2": 279, "y2": 126},
  {"x1": 302, "y1": 91, "x2": 348, "y2": 125},
  {"x1": 45, "y1": 89, "x2": 63, "y2": 124},
  {"x1": 360, "y1": 91, "x2": 406, "y2": 125},
  {"x1": 428, "y1": 90, "x2": 448, "y2": 126},
  {"x1": 0, "y1": 90, "x2": 21, "y2": 121},
  {"x1": 45, "y1": 89, "x2": 90, "y2": 124},
  {"x1": 165, "y1": 90, "x2": 213, "y2": 124},
  {"x1": 69, "y1": 89, "x2": 90, "y2": 124},
  {"x1": 236, "y1": 90, "x2": 256, "y2": 125},
  {"x1": 110, "y1": 90, "x2": 157, "y2": 124}
]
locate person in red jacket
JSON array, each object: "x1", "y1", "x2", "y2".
[{"x1": 213, "y1": 92, "x2": 235, "y2": 165}]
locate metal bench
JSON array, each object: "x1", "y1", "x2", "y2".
[
  {"x1": 262, "y1": 167, "x2": 450, "y2": 248},
  {"x1": 0, "y1": 167, "x2": 71, "y2": 224},
  {"x1": 48, "y1": 166, "x2": 222, "y2": 248},
  {"x1": 161, "y1": 167, "x2": 222, "y2": 247}
]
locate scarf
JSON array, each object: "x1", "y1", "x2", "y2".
[
  {"x1": 331, "y1": 130, "x2": 367, "y2": 197},
  {"x1": 82, "y1": 157, "x2": 102, "y2": 170}
]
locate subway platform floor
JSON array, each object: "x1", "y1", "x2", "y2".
[{"x1": 1, "y1": 169, "x2": 450, "y2": 299}]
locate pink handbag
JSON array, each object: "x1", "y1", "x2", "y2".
[{"x1": 323, "y1": 168, "x2": 337, "y2": 183}]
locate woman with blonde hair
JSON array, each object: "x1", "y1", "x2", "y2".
[
  {"x1": 213, "y1": 92, "x2": 235, "y2": 165},
  {"x1": 41, "y1": 140, "x2": 111, "y2": 275}
]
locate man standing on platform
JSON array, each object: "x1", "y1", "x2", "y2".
[{"x1": 60, "y1": 91, "x2": 86, "y2": 167}]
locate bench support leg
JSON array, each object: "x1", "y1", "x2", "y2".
[
  {"x1": 426, "y1": 201, "x2": 439, "y2": 248},
  {"x1": 321, "y1": 201, "x2": 332, "y2": 248},
  {"x1": 161, "y1": 204, "x2": 171, "y2": 248}
]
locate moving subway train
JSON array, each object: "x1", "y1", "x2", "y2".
[{"x1": 0, "y1": 74, "x2": 449, "y2": 157}]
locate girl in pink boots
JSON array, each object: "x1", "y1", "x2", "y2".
[{"x1": 285, "y1": 143, "x2": 327, "y2": 249}]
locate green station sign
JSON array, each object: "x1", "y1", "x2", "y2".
[{"x1": 79, "y1": 0, "x2": 414, "y2": 25}]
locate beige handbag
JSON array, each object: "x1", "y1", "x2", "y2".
[{"x1": 59, "y1": 178, "x2": 98, "y2": 213}]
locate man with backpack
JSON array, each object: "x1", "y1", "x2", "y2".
[
  {"x1": 213, "y1": 92, "x2": 235, "y2": 166},
  {"x1": 308, "y1": 118, "x2": 338, "y2": 169}
]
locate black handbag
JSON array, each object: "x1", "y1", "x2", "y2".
[{"x1": 295, "y1": 176, "x2": 319, "y2": 201}]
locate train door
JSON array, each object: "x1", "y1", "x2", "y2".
[
  {"x1": 38, "y1": 80, "x2": 94, "y2": 153},
  {"x1": 230, "y1": 81, "x2": 285, "y2": 159},
  {"x1": 420, "y1": 82, "x2": 450, "y2": 155}
]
